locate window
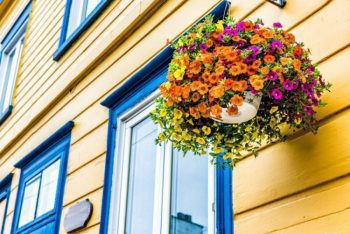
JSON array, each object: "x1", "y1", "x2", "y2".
[
  {"x1": 0, "y1": 174, "x2": 13, "y2": 234},
  {"x1": 0, "y1": 2, "x2": 31, "y2": 125},
  {"x1": 53, "y1": 0, "x2": 111, "y2": 61},
  {"x1": 100, "y1": 2, "x2": 232, "y2": 233},
  {"x1": 12, "y1": 121, "x2": 73, "y2": 234},
  {"x1": 108, "y1": 100, "x2": 216, "y2": 234}
]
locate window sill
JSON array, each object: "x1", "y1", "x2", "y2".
[
  {"x1": 53, "y1": 0, "x2": 111, "y2": 61},
  {"x1": 0, "y1": 105, "x2": 13, "y2": 126}
]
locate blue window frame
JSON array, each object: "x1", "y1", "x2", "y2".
[
  {"x1": 0, "y1": 1, "x2": 31, "y2": 126},
  {"x1": 0, "y1": 173, "x2": 13, "y2": 234},
  {"x1": 100, "y1": 1, "x2": 232, "y2": 233},
  {"x1": 53, "y1": 0, "x2": 112, "y2": 61},
  {"x1": 12, "y1": 121, "x2": 74, "y2": 234}
]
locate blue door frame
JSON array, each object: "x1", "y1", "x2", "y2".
[{"x1": 100, "y1": 1, "x2": 233, "y2": 233}]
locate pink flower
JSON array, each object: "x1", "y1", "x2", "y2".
[
  {"x1": 282, "y1": 80, "x2": 294, "y2": 91},
  {"x1": 271, "y1": 88, "x2": 283, "y2": 100}
]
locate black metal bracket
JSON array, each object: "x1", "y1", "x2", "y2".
[{"x1": 266, "y1": 0, "x2": 286, "y2": 8}]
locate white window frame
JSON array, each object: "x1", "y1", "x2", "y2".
[
  {"x1": 108, "y1": 91, "x2": 216, "y2": 234},
  {"x1": 0, "y1": 21, "x2": 27, "y2": 115}
]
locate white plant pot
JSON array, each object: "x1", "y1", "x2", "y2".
[{"x1": 211, "y1": 92, "x2": 262, "y2": 124}]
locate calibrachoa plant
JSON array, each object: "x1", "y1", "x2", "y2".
[{"x1": 150, "y1": 16, "x2": 331, "y2": 167}]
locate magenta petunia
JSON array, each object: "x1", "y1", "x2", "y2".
[
  {"x1": 266, "y1": 71, "x2": 278, "y2": 81},
  {"x1": 273, "y1": 22, "x2": 283, "y2": 28},
  {"x1": 282, "y1": 80, "x2": 294, "y2": 91},
  {"x1": 271, "y1": 88, "x2": 283, "y2": 99}
]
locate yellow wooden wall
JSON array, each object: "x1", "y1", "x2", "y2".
[
  {"x1": 0, "y1": 0, "x2": 349, "y2": 233},
  {"x1": 231, "y1": 0, "x2": 350, "y2": 233}
]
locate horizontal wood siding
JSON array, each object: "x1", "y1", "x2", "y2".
[{"x1": 232, "y1": 0, "x2": 350, "y2": 233}]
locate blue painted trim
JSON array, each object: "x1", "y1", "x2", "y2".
[
  {"x1": 12, "y1": 121, "x2": 73, "y2": 234},
  {"x1": 1, "y1": 1, "x2": 31, "y2": 47},
  {"x1": 53, "y1": 0, "x2": 112, "y2": 61},
  {"x1": 14, "y1": 121, "x2": 74, "y2": 168},
  {"x1": 216, "y1": 158, "x2": 233, "y2": 234},
  {"x1": 99, "y1": 1, "x2": 231, "y2": 233},
  {"x1": 0, "y1": 1, "x2": 31, "y2": 126},
  {"x1": 0, "y1": 173, "x2": 13, "y2": 234},
  {"x1": 0, "y1": 105, "x2": 12, "y2": 126}
]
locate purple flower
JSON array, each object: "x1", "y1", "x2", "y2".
[
  {"x1": 273, "y1": 22, "x2": 283, "y2": 28},
  {"x1": 199, "y1": 44, "x2": 208, "y2": 51},
  {"x1": 271, "y1": 88, "x2": 283, "y2": 100},
  {"x1": 236, "y1": 22, "x2": 245, "y2": 31},
  {"x1": 177, "y1": 46, "x2": 186, "y2": 53},
  {"x1": 271, "y1": 40, "x2": 283, "y2": 49},
  {"x1": 224, "y1": 26, "x2": 235, "y2": 36},
  {"x1": 293, "y1": 80, "x2": 300, "y2": 89},
  {"x1": 266, "y1": 71, "x2": 278, "y2": 81},
  {"x1": 304, "y1": 106, "x2": 314, "y2": 116},
  {"x1": 282, "y1": 80, "x2": 294, "y2": 91},
  {"x1": 189, "y1": 43, "x2": 196, "y2": 51},
  {"x1": 218, "y1": 34, "x2": 224, "y2": 42}
]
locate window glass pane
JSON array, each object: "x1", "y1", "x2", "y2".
[
  {"x1": 36, "y1": 159, "x2": 61, "y2": 217},
  {"x1": 66, "y1": 0, "x2": 84, "y2": 38},
  {"x1": 2, "y1": 39, "x2": 24, "y2": 112},
  {"x1": 0, "y1": 51, "x2": 15, "y2": 113},
  {"x1": 18, "y1": 177, "x2": 40, "y2": 227},
  {"x1": 86, "y1": 0, "x2": 101, "y2": 16},
  {"x1": 125, "y1": 117, "x2": 158, "y2": 234},
  {"x1": 0, "y1": 198, "x2": 7, "y2": 231},
  {"x1": 171, "y1": 151, "x2": 209, "y2": 234}
]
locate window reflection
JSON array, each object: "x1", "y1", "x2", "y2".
[{"x1": 171, "y1": 150, "x2": 209, "y2": 234}]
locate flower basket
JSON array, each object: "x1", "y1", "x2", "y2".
[{"x1": 150, "y1": 16, "x2": 331, "y2": 167}]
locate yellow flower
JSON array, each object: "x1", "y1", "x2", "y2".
[
  {"x1": 173, "y1": 118, "x2": 184, "y2": 125},
  {"x1": 160, "y1": 109, "x2": 167, "y2": 117},
  {"x1": 164, "y1": 82, "x2": 171, "y2": 89},
  {"x1": 223, "y1": 152, "x2": 234, "y2": 160},
  {"x1": 182, "y1": 131, "x2": 192, "y2": 141},
  {"x1": 174, "y1": 109, "x2": 183, "y2": 119},
  {"x1": 294, "y1": 118, "x2": 302, "y2": 124},
  {"x1": 174, "y1": 124, "x2": 182, "y2": 132},
  {"x1": 269, "y1": 106, "x2": 278, "y2": 114},
  {"x1": 196, "y1": 137, "x2": 206, "y2": 145},
  {"x1": 202, "y1": 126, "x2": 211, "y2": 135},
  {"x1": 216, "y1": 20, "x2": 224, "y2": 31},
  {"x1": 172, "y1": 132, "x2": 181, "y2": 141},
  {"x1": 158, "y1": 132, "x2": 166, "y2": 141},
  {"x1": 192, "y1": 128, "x2": 200, "y2": 134},
  {"x1": 174, "y1": 69, "x2": 185, "y2": 80},
  {"x1": 213, "y1": 147, "x2": 224, "y2": 153}
]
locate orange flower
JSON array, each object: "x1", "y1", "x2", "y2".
[
  {"x1": 227, "y1": 105, "x2": 238, "y2": 116},
  {"x1": 181, "y1": 85, "x2": 190, "y2": 99},
  {"x1": 215, "y1": 65, "x2": 225, "y2": 75},
  {"x1": 210, "y1": 86, "x2": 225, "y2": 99},
  {"x1": 247, "y1": 66, "x2": 257, "y2": 76},
  {"x1": 190, "y1": 81, "x2": 202, "y2": 91},
  {"x1": 264, "y1": 55, "x2": 275, "y2": 63},
  {"x1": 229, "y1": 65, "x2": 241, "y2": 76},
  {"x1": 287, "y1": 33, "x2": 295, "y2": 43},
  {"x1": 186, "y1": 70, "x2": 194, "y2": 79},
  {"x1": 202, "y1": 69, "x2": 211, "y2": 80},
  {"x1": 225, "y1": 79, "x2": 234, "y2": 90},
  {"x1": 293, "y1": 59, "x2": 301, "y2": 71},
  {"x1": 280, "y1": 57, "x2": 290, "y2": 66},
  {"x1": 293, "y1": 45, "x2": 302, "y2": 57},
  {"x1": 212, "y1": 29, "x2": 223, "y2": 39},
  {"x1": 250, "y1": 35, "x2": 261, "y2": 44},
  {"x1": 191, "y1": 92, "x2": 201, "y2": 102},
  {"x1": 239, "y1": 63, "x2": 248, "y2": 74},
  {"x1": 232, "y1": 36, "x2": 241, "y2": 42},
  {"x1": 238, "y1": 80, "x2": 248, "y2": 92},
  {"x1": 260, "y1": 66, "x2": 269, "y2": 75},
  {"x1": 189, "y1": 60, "x2": 202, "y2": 74},
  {"x1": 198, "y1": 84, "x2": 209, "y2": 95},
  {"x1": 208, "y1": 74, "x2": 220, "y2": 84},
  {"x1": 210, "y1": 104, "x2": 222, "y2": 117},
  {"x1": 252, "y1": 60, "x2": 262, "y2": 69},
  {"x1": 202, "y1": 54, "x2": 213, "y2": 65},
  {"x1": 262, "y1": 30, "x2": 274, "y2": 39},
  {"x1": 206, "y1": 39, "x2": 214, "y2": 48},
  {"x1": 231, "y1": 81, "x2": 241, "y2": 91},
  {"x1": 190, "y1": 107, "x2": 200, "y2": 119},
  {"x1": 230, "y1": 95, "x2": 244, "y2": 106},
  {"x1": 166, "y1": 99, "x2": 173, "y2": 107},
  {"x1": 251, "y1": 79, "x2": 264, "y2": 90},
  {"x1": 273, "y1": 66, "x2": 283, "y2": 74},
  {"x1": 198, "y1": 102, "x2": 207, "y2": 114},
  {"x1": 244, "y1": 21, "x2": 254, "y2": 31},
  {"x1": 249, "y1": 75, "x2": 261, "y2": 83}
]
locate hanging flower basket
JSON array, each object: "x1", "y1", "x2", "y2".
[{"x1": 150, "y1": 16, "x2": 331, "y2": 167}]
